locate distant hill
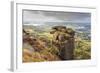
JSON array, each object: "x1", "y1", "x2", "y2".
[{"x1": 23, "y1": 22, "x2": 91, "y2": 40}]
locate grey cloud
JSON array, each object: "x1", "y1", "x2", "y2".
[{"x1": 23, "y1": 10, "x2": 91, "y2": 24}]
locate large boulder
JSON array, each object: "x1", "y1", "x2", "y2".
[{"x1": 50, "y1": 26, "x2": 75, "y2": 60}]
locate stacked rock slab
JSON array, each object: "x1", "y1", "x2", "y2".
[{"x1": 50, "y1": 26, "x2": 75, "y2": 60}]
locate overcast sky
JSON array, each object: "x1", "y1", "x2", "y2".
[{"x1": 23, "y1": 10, "x2": 91, "y2": 25}]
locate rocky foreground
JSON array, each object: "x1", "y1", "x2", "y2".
[{"x1": 22, "y1": 25, "x2": 90, "y2": 62}]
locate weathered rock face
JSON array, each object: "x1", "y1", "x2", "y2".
[{"x1": 50, "y1": 26, "x2": 75, "y2": 60}]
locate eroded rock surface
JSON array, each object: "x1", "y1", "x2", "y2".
[{"x1": 50, "y1": 26, "x2": 75, "y2": 60}]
